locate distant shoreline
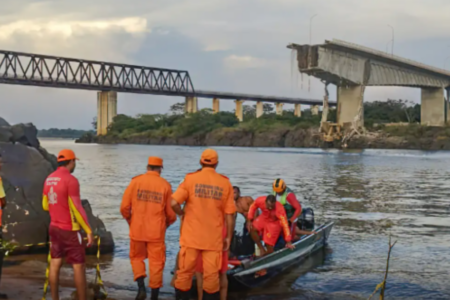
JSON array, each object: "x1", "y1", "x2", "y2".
[
  {"x1": 37, "y1": 128, "x2": 94, "y2": 139},
  {"x1": 75, "y1": 125, "x2": 450, "y2": 151}
]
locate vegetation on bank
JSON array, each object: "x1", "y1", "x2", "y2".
[
  {"x1": 80, "y1": 99, "x2": 428, "y2": 141},
  {"x1": 38, "y1": 128, "x2": 94, "y2": 138}
]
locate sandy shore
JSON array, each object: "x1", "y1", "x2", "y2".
[
  {"x1": 0, "y1": 255, "x2": 364, "y2": 300},
  {"x1": 0, "y1": 256, "x2": 173, "y2": 300}
]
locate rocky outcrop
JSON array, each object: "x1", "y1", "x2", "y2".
[{"x1": 0, "y1": 119, "x2": 114, "y2": 254}]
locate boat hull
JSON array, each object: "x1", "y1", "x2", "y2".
[{"x1": 229, "y1": 221, "x2": 334, "y2": 288}]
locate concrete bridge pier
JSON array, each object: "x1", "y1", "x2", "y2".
[
  {"x1": 256, "y1": 101, "x2": 264, "y2": 118},
  {"x1": 276, "y1": 103, "x2": 284, "y2": 115},
  {"x1": 311, "y1": 105, "x2": 319, "y2": 115},
  {"x1": 294, "y1": 104, "x2": 302, "y2": 117},
  {"x1": 235, "y1": 100, "x2": 244, "y2": 122},
  {"x1": 421, "y1": 87, "x2": 445, "y2": 126},
  {"x1": 337, "y1": 85, "x2": 364, "y2": 128},
  {"x1": 97, "y1": 91, "x2": 117, "y2": 136},
  {"x1": 185, "y1": 96, "x2": 198, "y2": 113},
  {"x1": 212, "y1": 98, "x2": 220, "y2": 114}
]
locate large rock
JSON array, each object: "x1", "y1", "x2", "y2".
[
  {"x1": 11, "y1": 123, "x2": 40, "y2": 149},
  {"x1": 0, "y1": 118, "x2": 10, "y2": 127},
  {"x1": 0, "y1": 120, "x2": 114, "y2": 254}
]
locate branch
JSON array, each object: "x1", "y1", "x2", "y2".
[{"x1": 368, "y1": 235, "x2": 397, "y2": 300}]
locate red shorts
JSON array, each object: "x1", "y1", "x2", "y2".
[
  {"x1": 195, "y1": 250, "x2": 228, "y2": 274},
  {"x1": 253, "y1": 216, "x2": 282, "y2": 246},
  {"x1": 49, "y1": 225, "x2": 85, "y2": 264}
]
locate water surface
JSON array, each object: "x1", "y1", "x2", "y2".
[{"x1": 39, "y1": 140, "x2": 450, "y2": 299}]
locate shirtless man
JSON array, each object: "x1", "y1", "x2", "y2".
[{"x1": 233, "y1": 186, "x2": 254, "y2": 222}]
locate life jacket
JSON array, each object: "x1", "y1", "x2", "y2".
[{"x1": 273, "y1": 187, "x2": 295, "y2": 220}]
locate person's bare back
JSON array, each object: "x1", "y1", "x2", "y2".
[{"x1": 236, "y1": 196, "x2": 254, "y2": 218}]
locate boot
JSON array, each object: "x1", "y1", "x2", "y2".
[
  {"x1": 150, "y1": 288, "x2": 160, "y2": 300},
  {"x1": 175, "y1": 288, "x2": 190, "y2": 300},
  {"x1": 135, "y1": 277, "x2": 147, "y2": 300},
  {"x1": 203, "y1": 291, "x2": 220, "y2": 300}
]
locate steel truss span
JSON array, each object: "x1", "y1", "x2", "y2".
[{"x1": 0, "y1": 50, "x2": 195, "y2": 95}]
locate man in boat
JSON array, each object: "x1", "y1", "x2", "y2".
[
  {"x1": 120, "y1": 156, "x2": 177, "y2": 300},
  {"x1": 247, "y1": 195, "x2": 294, "y2": 256},
  {"x1": 171, "y1": 149, "x2": 236, "y2": 300},
  {"x1": 233, "y1": 186, "x2": 254, "y2": 220},
  {"x1": 272, "y1": 179, "x2": 315, "y2": 240}
]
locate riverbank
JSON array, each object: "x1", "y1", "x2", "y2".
[
  {"x1": 76, "y1": 125, "x2": 450, "y2": 151},
  {"x1": 0, "y1": 254, "x2": 363, "y2": 300}
]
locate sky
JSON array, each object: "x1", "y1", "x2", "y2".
[{"x1": 1, "y1": 0, "x2": 450, "y2": 129}]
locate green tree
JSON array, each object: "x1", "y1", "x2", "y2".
[
  {"x1": 170, "y1": 102, "x2": 185, "y2": 115},
  {"x1": 92, "y1": 117, "x2": 97, "y2": 130}
]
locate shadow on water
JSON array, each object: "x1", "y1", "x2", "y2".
[{"x1": 228, "y1": 248, "x2": 362, "y2": 300}]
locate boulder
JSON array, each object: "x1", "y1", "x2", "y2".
[
  {"x1": 0, "y1": 127, "x2": 13, "y2": 143},
  {"x1": 11, "y1": 123, "x2": 40, "y2": 148},
  {"x1": 0, "y1": 121, "x2": 114, "y2": 254},
  {"x1": 0, "y1": 118, "x2": 10, "y2": 127}
]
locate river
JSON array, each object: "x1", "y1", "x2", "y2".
[{"x1": 36, "y1": 139, "x2": 450, "y2": 299}]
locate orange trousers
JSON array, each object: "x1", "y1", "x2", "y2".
[
  {"x1": 129, "y1": 240, "x2": 166, "y2": 289},
  {"x1": 174, "y1": 246, "x2": 222, "y2": 293}
]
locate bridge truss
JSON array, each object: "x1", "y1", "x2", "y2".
[{"x1": 0, "y1": 50, "x2": 195, "y2": 95}]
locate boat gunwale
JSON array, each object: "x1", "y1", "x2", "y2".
[{"x1": 236, "y1": 221, "x2": 335, "y2": 271}]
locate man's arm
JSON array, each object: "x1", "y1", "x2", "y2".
[
  {"x1": 276, "y1": 203, "x2": 293, "y2": 245},
  {"x1": 67, "y1": 178, "x2": 92, "y2": 235},
  {"x1": 223, "y1": 183, "x2": 237, "y2": 251},
  {"x1": 286, "y1": 193, "x2": 302, "y2": 223},
  {"x1": 171, "y1": 179, "x2": 189, "y2": 217},
  {"x1": 120, "y1": 181, "x2": 134, "y2": 224},
  {"x1": 247, "y1": 201, "x2": 258, "y2": 222},
  {"x1": 165, "y1": 187, "x2": 177, "y2": 227},
  {"x1": 224, "y1": 213, "x2": 235, "y2": 251}
]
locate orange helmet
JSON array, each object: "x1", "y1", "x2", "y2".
[{"x1": 273, "y1": 178, "x2": 286, "y2": 193}]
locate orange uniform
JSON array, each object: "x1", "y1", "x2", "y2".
[
  {"x1": 120, "y1": 159, "x2": 176, "y2": 289},
  {"x1": 248, "y1": 196, "x2": 291, "y2": 246},
  {"x1": 173, "y1": 157, "x2": 236, "y2": 294}
]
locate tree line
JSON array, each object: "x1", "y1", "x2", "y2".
[
  {"x1": 38, "y1": 128, "x2": 94, "y2": 138},
  {"x1": 99, "y1": 99, "x2": 422, "y2": 138}
]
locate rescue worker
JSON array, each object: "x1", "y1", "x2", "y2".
[
  {"x1": 195, "y1": 221, "x2": 228, "y2": 300},
  {"x1": 171, "y1": 149, "x2": 236, "y2": 300},
  {"x1": 247, "y1": 195, "x2": 294, "y2": 256},
  {"x1": 120, "y1": 156, "x2": 176, "y2": 300},
  {"x1": 42, "y1": 149, "x2": 94, "y2": 300},
  {"x1": 0, "y1": 154, "x2": 7, "y2": 299},
  {"x1": 272, "y1": 179, "x2": 302, "y2": 235}
]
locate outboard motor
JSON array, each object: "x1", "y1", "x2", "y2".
[{"x1": 297, "y1": 207, "x2": 315, "y2": 230}]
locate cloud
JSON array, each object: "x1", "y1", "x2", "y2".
[
  {"x1": 0, "y1": 17, "x2": 148, "y2": 40},
  {"x1": 1, "y1": 0, "x2": 450, "y2": 129},
  {"x1": 224, "y1": 55, "x2": 268, "y2": 69}
]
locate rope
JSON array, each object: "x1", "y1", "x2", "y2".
[
  {"x1": 41, "y1": 246, "x2": 52, "y2": 300},
  {"x1": 94, "y1": 237, "x2": 108, "y2": 298},
  {"x1": 367, "y1": 280, "x2": 385, "y2": 300},
  {"x1": 35, "y1": 235, "x2": 106, "y2": 299}
]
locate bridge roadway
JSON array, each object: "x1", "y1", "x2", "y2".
[
  {"x1": 288, "y1": 39, "x2": 450, "y2": 127},
  {"x1": 0, "y1": 49, "x2": 334, "y2": 107}
]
